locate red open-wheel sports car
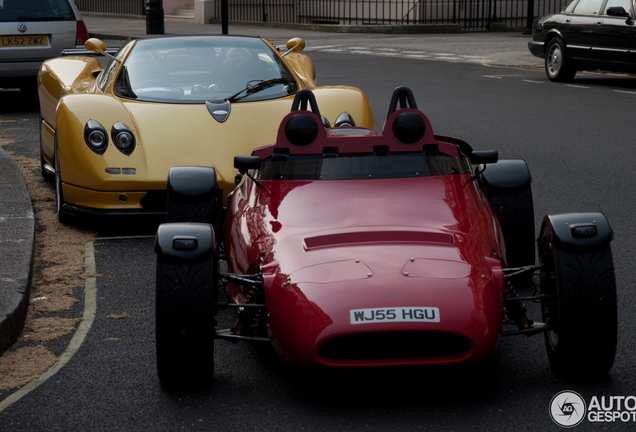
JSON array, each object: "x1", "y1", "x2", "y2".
[{"x1": 154, "y1": 87, "x2": 617, "y2": 388}]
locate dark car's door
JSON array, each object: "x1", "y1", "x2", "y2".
[
  {"x1": 562, "y1": 0, "x2": 606, "y2": 61},
  {"x1": 591, "y1": 0, "x2": 636, "y2": 67}
]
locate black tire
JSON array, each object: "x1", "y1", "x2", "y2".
[
  {"x1": 167, "y1": 167, "x2": 222, "y2": 241},
  {"x1": 167, "y1": 192, "x2": 216, "y2": 224},
  {"x1": 540, "y1": 228, "x2": 617, "y2": 376},
  {"x1": 545, "y1": 38, "x2": 577, "y2": 83},
  {"x1": 156, "y1": 254, "x2": 217, "y2": 389},
  {"x1": 487, "y1": 184, "x2": 535, "y2": 268},
  {"x1": 54, "y1": 136, "x2": 71, "y2": 224}
]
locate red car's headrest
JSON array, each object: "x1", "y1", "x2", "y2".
[{"x1": 252, "y1": 87, "x2": 460, "y2": 159}]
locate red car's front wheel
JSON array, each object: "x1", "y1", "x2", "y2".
[{"x1": 539, "y1": 225, "x2": 617, "y2": 376}]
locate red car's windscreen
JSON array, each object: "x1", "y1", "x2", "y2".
[{"x1": 257, "y1": 151, "x2": 471, "y2": 181}]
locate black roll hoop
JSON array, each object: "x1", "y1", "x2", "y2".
[
  {"x1": 290, "y1": 89, "x2": 321, "y2": 117},
  {"x1": 387, "y1": 86, "x2": 418, "y2": 119}
]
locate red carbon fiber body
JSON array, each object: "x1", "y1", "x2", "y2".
[{"x1": 224, "y1": 107, "x2": 507, "y2": 368}]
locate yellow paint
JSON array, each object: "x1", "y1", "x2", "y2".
[{"x1": 40, "y1": 37, "x2": 374, "y2": 211}]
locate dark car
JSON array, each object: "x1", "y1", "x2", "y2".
[{"x1": 528, "y1": 0, "x2": 636, "y2": 81}]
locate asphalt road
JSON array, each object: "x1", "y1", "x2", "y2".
[{"x1": 1, "y1": 52, "x2": 636, "y2": 431}]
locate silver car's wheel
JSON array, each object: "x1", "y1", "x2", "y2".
[{"x1": 545, "y1": 38, "x2": 576, "y2": 82}]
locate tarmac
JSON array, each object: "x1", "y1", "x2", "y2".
[{"x1": 0, "y1": 15, "x2": 542, "y2": 355}]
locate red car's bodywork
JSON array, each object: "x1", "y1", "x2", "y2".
[
  {"x1": 224, "y1": 107, "x2": 507, "y2": 368},
  {"x1": 155, "y1": 88, "x2": 617, "y2": 388}
]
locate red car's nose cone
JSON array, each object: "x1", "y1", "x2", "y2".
[{"x1": 264, "y1": 248, "x2": 504, "y2": 368}]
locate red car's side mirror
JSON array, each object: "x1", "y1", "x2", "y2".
[
  {"x1": 234, "y1": 156, "x2": 261, "y2": 171},
  {"x1": 470, "y1": 150, "x2": 499, "y2": 165}
]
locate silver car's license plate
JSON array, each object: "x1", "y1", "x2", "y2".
[{"x1": 0, "y1": 35, "x2": 48, "y2": 47}]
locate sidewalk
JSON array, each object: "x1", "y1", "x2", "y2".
[
  {"x1": 83, "y1": 15, "x2": 542, "y2": 68},
  {"x1": 0, "y1": 148, "x2": 34, "y2": 355},
  {"x1": 0, "y1": 15, "x2": 541, "y2": 355}
]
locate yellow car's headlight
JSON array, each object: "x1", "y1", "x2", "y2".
[
  {"x1": 84, "y1": 120, "x2": 109, "y2": 155},
  {"x1": 111, "y1": 122, "x2": 136, "y2": 156}
]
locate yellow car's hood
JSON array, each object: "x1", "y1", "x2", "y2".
[
  {"x1": 123, "y1": 97, "x2": 295, "y2": 193},
  {"x1": 55, "y1": 87, "x2": 373, "y2": 204}
]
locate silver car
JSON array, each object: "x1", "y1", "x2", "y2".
[{"x1": 0, "y1": 0, "x2": 87, "y2": 92}]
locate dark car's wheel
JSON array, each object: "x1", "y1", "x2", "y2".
[
  {"x1": 540, "y1": 226, "x2": 617, "y2": 376},
  {"x1": 54, "y1": 136, "x2": 71, "y2": 224},
  {"x1": 545, "y1": 38, "x2": 577, "y2": 82},
  {"x1": 156, "y1": 254, "x2": 217, "y2": 389},
  {"x1": 487, "y1": 184, "x2": 535, "y2": 268}
]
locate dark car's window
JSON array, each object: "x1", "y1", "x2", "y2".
[
  {"x1": 0, "y1": 0, "x2": 75, "y2": 22},
  {"x1": 564, "y1": 0, "x2": 580, "y2": 13},
  {"x1": 604, "y1": 0, "x2": 633, "y2": 13},
  {"x1": 572, "y1": 0, "x2": 604, "y2": 14},
  {"x1": 257, "y1": 151, "x2": 471, "y2": 181},
  {"x1": 113, "y1": 36, "x2": 297, "y2": 104}
]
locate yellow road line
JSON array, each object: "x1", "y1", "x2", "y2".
[{"x1": 0, "y1": 241, "x2": 97, "y2": 413}]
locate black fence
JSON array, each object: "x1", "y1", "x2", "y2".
[
  {"x1": 76, "y1": 0, "x2": 569, "y2": 31},
  {"x1": 226, "y1": 0, "x2": 569, "y2": 29},
  {"x1": 74, "y1": 0, "x2": 146, "y2": 16}
]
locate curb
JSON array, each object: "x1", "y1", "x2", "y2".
[{"x1": 0, "y1": 147, "x2": 35, "y2": 355}]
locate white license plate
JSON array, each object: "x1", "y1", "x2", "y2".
[{"x1": 350, "y1": 307, "x2": 440, "y2": 325}]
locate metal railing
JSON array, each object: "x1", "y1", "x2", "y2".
[
  {"x1": 76, "y1": 0, "x2": 569, "y2": 30},
  {"x1": 75, "y1": 0, "x2": 146, "y2": 16},
  {"x1": 229, "y1": 0, "x2": 568, "y2": 29}
]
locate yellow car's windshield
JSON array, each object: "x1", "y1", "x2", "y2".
[{"x1": 114, "y1": 36, "x2": 298, "y2": 103}]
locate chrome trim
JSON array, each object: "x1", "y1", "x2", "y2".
[
  {"x1": 43, "y1": 163, "x2": 54, "y2": 175},
  {"x1": 566, "y1": 44, "x2": 592, "y2": 50},
  {"x1": 62, "y1": 47, "x2": 120, "y2": 56},
  {"x1": 592, "y1": 47, "x2": 629, "y2": 52}
]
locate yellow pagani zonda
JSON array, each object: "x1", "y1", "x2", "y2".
[{"x1": 38, "y1": 35, "x2": 374, "y2": 222}]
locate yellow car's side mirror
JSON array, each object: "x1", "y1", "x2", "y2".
[
  {"x1": 85, "y1": 38, "x2": 107, "y2": 54},
  {"x1": 282, "y1": 38, "x2": 306, "y2": 57}
]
